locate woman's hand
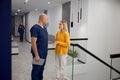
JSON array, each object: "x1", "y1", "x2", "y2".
[
  {"x1": 55, "y1": 41, "x2": 59, "y2": 44},
  {"x1": 53, "y1": 41, "x2": 59, "y2": 45}
]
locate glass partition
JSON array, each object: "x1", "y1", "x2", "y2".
[
  {"x1": 67, "y1": 45, "x2": 87, "y2": 80},
  {"x1": 110, "y1": 58, "x2": 120, "y2": 80},
  {"x1": 71, "y1": 40, "x2": 87, "y2": 63},
  {"x1": 67, "y1": 45, "x2": 120, "y2": 80}
]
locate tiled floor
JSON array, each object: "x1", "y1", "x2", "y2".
[{"x1": 12, "y1": 38, "x2": 86, "y2": 80}]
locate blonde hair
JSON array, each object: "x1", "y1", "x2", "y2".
[{"x1": 60, "y1": 20, "x2": 68, "y2": 31}]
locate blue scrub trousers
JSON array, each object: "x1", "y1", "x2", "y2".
[
  {"x1": 31, "y1": 59, "x2": 46, "y2": 80},
  {"x1": 19, "y1": 30, "x2": 24, "y2": 41}
]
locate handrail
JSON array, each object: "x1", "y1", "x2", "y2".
[
  {"x1": 48, "y1": 48, "x2": 55, "y2": 50},
  {"x1": 70, "y1": 43, "x2": 120, "y2": 74},
  {"x1": 70, "y1": 38, "x2": 88, "y2": 41},
  {"x1": 47, "y1": 43, "x2": 120, "y2": 74},
  {"x1": 110, "y1": 53, "x2": 120, "y2": 59}
]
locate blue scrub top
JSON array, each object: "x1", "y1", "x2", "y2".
[
  {"x1": 30, "y1": 24, "x2": 48, "y2": 59},
  {"x1": 18, "y1": 25, "x2": 25, "y2": 34}
]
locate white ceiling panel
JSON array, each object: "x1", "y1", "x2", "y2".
[{"x1": 12, "y1": 0, "x2": 71, "y2": 15}]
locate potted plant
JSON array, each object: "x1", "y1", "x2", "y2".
[{"x1": 68, "y1": 49, "x2": 78, "y2": 62}]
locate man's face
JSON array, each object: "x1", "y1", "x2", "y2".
[
  {"x1": 20, "y1": 22, "x2": 23, "y2": 25},
  {"x1": 43, "y1": 16, "x2": 48, "y2": 26}
]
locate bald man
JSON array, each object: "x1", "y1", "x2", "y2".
[{"x1": 30, "y1": 13, "x2": 48, "y2": 80}]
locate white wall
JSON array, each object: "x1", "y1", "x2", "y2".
[
  {"x1": 86, "y1": 0, "x2": 120, "y2": 80},
  {"x1": 25, "y1": 11, "x2": 41, "y2": 42},
  {"x1": 47, "y1": 5, "x2": 62, "y2": 35},
  {"x1": 70, "y1": 0, "x2": 88, "y2": 38}
]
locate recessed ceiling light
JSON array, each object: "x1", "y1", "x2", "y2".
[
  {"x1": 17, "y1": 8, "x2": 21, "y2": 12},
  {"x1": 24, "y1": 0, "x2": 29, "y2": 4},
  {"x1": 48, "y1": 1, "x2": 51, "y2": 4},
  {"x1": 15, "y1": 12, "x2": 18, "y2": 15}
]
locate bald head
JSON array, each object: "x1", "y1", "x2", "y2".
[
  {"x1": 39, "y1": 13, "x2": 47, "y2": 21},
  {"x1": 38, "y1": 13, "x2": 48, "y2": 26}
]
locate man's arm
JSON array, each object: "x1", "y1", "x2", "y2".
[{"x1": 31, "y1": 37, "x2": 40, "y2": 62}]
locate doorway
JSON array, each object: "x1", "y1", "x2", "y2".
[{"x1": 62, "y1": 1, "x2": 71, "y2": 33}]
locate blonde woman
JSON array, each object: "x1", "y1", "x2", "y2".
[{"x1": 54, "y1": 20, "x2": 70, "y2": 80}]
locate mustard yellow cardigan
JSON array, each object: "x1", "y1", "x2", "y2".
[{"x1": 55, "y1": 31, "x2": 70, "y2": 55}]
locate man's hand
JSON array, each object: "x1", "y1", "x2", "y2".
[
  {"x1": 31, "y1": 37, "x2": 40, "y2": 62},
  {"x1": 35, "y1": 56, "x2": 40, "y2": 62}
]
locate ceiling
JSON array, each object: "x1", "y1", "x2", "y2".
[{"x1": 12, "y1": 0, "x2": 70, "y2": 15}]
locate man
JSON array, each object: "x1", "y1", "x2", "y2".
[
  {"x1": 30, "y1": 13, "x2": 48, "y2": 80},
  {"x1": 18, "y1": 22, "x2": 25, "y2": 42}
]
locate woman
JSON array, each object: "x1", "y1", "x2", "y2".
[
  {"x1": 18, "y1": 22, "x2": 25, "y2": 42},
  {"x1": 54, "y1": 20, "x2": 70, "y2": 80}
]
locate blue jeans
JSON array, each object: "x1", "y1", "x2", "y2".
[{"x1": 31, "y1": 60, "x2": 46, "y2": 80}]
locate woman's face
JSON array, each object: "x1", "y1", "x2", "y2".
[{"x1": 59, "y1": 22, "x2": 64, "y2": 30}]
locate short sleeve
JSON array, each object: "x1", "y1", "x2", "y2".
[{"x1": 30, "y1": 26, "x2": 38, "y2": 38}]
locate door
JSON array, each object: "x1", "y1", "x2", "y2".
[{"x1": 62, "y1": 1, "x2": 71, "y2": 33}]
